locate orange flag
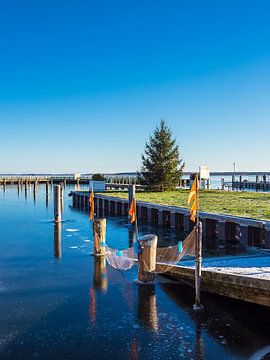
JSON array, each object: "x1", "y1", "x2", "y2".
[
  {"x1": 188, "y1": 176, "x2": 198, "y2": 222},
  {"x1": 128, "y1": 196, "x2": 136, "y2": 223},
  {"x1": 89, "y1": 188, "x2": 94, "y2": 220}
]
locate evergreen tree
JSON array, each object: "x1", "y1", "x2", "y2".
[{"x1": 139, "y1": 120, "x2": 185, "y2": 191}]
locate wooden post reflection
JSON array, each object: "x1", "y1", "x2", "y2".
[
  {"x1": 128, "y1": 226, "x2": 136, "y2": 248},
  {"x1": 138, "y1": 285, "x2": 158, "y2": 332},
  {"x1": 93, "y1": 256, "x2": 107, "y2": 291},
  {"x1": 54, "y1": 222, "x2": 62, "y2": 259}
]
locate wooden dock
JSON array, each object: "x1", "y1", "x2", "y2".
[
  {"x1": 160, "y1": 256, "x2": 270, "y2": 307},
  {"x1": 71, "y1": 190, "x2": 270, "y2": 307},
  {"x1": 71, "y1": 191, "x2": 270, "y2": 250}
]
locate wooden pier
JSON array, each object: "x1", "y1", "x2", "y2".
[{"x1": 70, "y1": 191, "x2": 270, "y2": 307}]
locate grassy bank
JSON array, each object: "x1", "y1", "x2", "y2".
[{"x1": 105, "y1": 190, "x2": 270, "y2": 221}]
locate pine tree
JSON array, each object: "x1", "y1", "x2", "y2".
[{"x1": 139, "y1": 120, "x2": 185, "y2": 191}]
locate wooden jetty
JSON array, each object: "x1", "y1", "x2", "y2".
[
  {"x1": 161, "y1": 256, "x2": 270, "y2": 307},
  {"x1": 70, "y1": 190, "x2": 270, "y2": 307}
]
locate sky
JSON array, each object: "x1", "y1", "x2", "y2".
[{"x1": 0, "y1": 0, "x2": 270, "y2": 173}]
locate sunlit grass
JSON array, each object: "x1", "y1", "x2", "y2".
[{"x1": 105, "y1": 190, "x2": 270, "y2": 221}]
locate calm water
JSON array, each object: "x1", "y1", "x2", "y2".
[{"x1": 0, "y1": 185, "x2": 269, "y2": 360}]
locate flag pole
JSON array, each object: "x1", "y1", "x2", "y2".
[{"x1": 193, "y1": 174, "x2": 204, "y2": 311}]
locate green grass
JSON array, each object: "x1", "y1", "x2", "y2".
[{"x1": 104, "y1": 190, "x2": 270, "y2": 221}]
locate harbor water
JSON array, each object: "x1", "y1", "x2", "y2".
[{"x1": 0, "y1": 185, "x2": 269, "y2": 360}]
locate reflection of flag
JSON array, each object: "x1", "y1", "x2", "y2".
[
  {"x1": 188, "y1": 176, "x2": 198, "y2": 222},
  {"x1": 89, "y1": 287, "x2": 96, "y2": 323},
  {"x1": 89, "y1": 188, "x2": 94, "y2": 220},
  {"x1": 128, "y1": 196, "x2": 136, "y2": 223}
]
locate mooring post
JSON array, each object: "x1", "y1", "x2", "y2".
[
  {"x1": 54, "y1": 185, "x2": 62, "y2": 223},
  {"x1": 138, "y1": 234, "x2": 157, "y2": 283},
  {"x1": 193, "y1": 221, "x2": 203, "y2": 311},
  {"x1": 46, "y1": 181, "x2": 49, "y2": 198},
  {"x1": 93, "y1": 218, "x2": 106, "y2": 256}
]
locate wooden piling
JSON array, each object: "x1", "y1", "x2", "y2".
[
  {"x1": 54, "y1": 185, "x2": 62, "y2": 223},
  {"x1": 93, "y1": 218, "x2": 106, "y2": 256},
  {"x1": 138, "y1": 234, "x2": 157, "y2": 283}
]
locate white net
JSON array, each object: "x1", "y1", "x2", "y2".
[
  {"x1": 145, "y1": 227, "x2": 197, "y2": 273},
  {"x1": 105, "y1": 245, "x2": 136, "y2": 271},
  {"x1": 103, "y1": 227, "x2": 197, "y2": 273}
]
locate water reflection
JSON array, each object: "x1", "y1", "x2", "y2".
[
  {"x1": 137, "y1": 285, "x2": 158, "y2": 332},
  {"x1": 93, "y1": 256, "x2": 107, "y2": 291},
  {"x1": 128, "y1": 226, "x2": 136, "y2": 247},
  {"x1": 54, "y1": 222, "x2": 62, "y2": 259}
]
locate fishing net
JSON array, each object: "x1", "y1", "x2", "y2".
[
  {"x1": 103, "y1": 227, "x2": 197, "y2": 273},
  {"x1": 105, "y1": 245, "x2": 136, "y2": 271},
  {"x1": 145, "y1": 226, "x2": 197, "y2": 273}
]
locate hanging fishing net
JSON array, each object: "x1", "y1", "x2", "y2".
[
  {"x1": 105, "y1": 245, "x2": 136, "y2": 271},
  {"x1": 103, "y1": 227, "x2": 197, "y2": 273},
  {"x1": 143, "y1": 226, "x2": 197, "y2": 274}
]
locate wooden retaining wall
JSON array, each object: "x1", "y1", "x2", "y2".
[{"x1": 71, "y1": 192, "x2": 270, "y2": 249}]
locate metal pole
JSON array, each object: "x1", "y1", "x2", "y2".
[{"x1": 193, "y1": 175, "x2": 204, "y2": 311}]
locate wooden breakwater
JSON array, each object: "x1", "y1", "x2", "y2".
[
  {"x1": 71, "y1": 191, "x2": 270, "y2": 250},
  {"x1": 0, "y1": 176, "x2": 192, "y2": 189}
]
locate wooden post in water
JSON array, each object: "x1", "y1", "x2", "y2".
[
  {"x1": 46, "y1": 181, "x2": 49, "y2": 198},
  {"x1": 93, "y1": 218, "x2": 106, "y2": 256},
  {"x1": 138, "y1": 234, "x2": 157, "y2": 283},
  {"x1": 54, "y1": 185, "x2": 62, "y2": 223}
]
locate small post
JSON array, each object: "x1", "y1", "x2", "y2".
[
  {"x1": 138, "y1": 234, "x2": 157, "y2": 283},
  {"x1": 46, "y1": 181, "x2": 49, "y2": 198},
  {"x1": 128, "y1": 184, "x2": 136, "y2": 211},
  {"x1": 221, "y1": 178, "x2": 225, "y2": 190},
  {"x1": 93, "y1": 218, "x2": 106, "y2": 256},
  {"x1": 193, "y1": 221, "x2": 203, "y2": 311},
  {"x1": 54, "y1": 185, "x2": 62, "y2": 223}
]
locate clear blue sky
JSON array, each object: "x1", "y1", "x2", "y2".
[{"x1": 1, "y1": 0, "x2": 270, "y2": 173}]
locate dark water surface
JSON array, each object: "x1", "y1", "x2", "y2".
[{"x1": 0, "y1": 185, "x2": 269, "y2": 360}]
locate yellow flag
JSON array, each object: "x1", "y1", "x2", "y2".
[
  {"x1": 128, "y1": 196, "x2": 136, "y2": 223},
  {"x1": 188, "y1": 176, "x2": 198, "y2": 222},
  {"x1": 89, "y1": 188, "x2": 94, "y2": 220}
]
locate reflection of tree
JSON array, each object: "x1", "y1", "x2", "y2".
[
  {"x1": 138, "y1": 285, "x2": 158, "y2": 332},
  {"x1": 54, "y1": 222, "x2": 62, "y2": 259}
]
